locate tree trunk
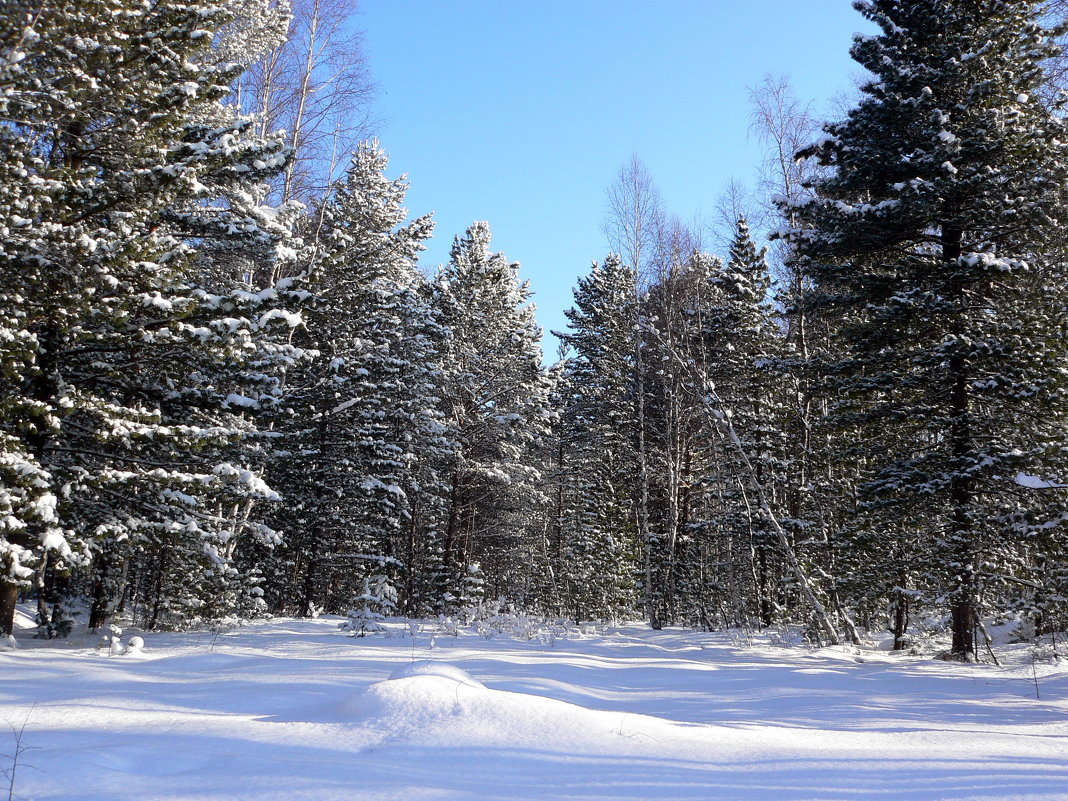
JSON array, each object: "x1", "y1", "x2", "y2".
[
  {"x1": 0, "y1": 582, "x2": 18, "y2": 637},
  {"x1": 34, "y1": 555, "x2": 50, "y2": 629},
  {"x1": 719, "y1": 396, "x2": 839, "y2": 645},
  {"x1": 635, "y1": 327, "x2": 657, "y2": 629},
  {"x1": 943, "y1": 224, "x2": 977, "y2": 661},
  {"x1": 892, "y1": 587, "x2": 910, "y2": 651},
  {"x1": 950, "y1": 598, "x2": 976, "y2": 659},
  {"x1": 442, "y1": 468, "x2": 461, "y2": 574},
  {"x1": 89, "y1": 585, "x2": 109, "y2": 631},
  {"x1": 404, "y1": 506, "x2": 417, "y2": 616},
  {"x1": 757, "y1": 547, "x2": 774, "y2": 627},
  {"x1": 89, "y1": 555, "x2": 112, "y2": 630},
  {"x1": 148, "y1": 550, "x2": 167, "y2": 630},
  {"x1": 301, "y1": 555, "x2": 318, "y2": 618},
  {"x1": 662, "y1": 360, "x2": 680, "y2": 625}
]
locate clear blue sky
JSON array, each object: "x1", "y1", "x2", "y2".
[{"x1": 358, "y1": 1, "x2": 872, "y2": 355}]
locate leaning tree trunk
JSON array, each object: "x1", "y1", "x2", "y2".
[{"x1": 656, "y1": 331, "x2": 841, "y2": 645}]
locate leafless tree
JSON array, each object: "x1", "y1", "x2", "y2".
[
  {"x1": 710, "y1": 177, "x2": 764, "y2": 256},
  {"x1": 241, "y1": 0, "x2": 377, "y2": 205},
  {"x1": 1040, "y1": 0, "x2": 1068, "y2": 106},
  {"x1": 825, "y1": 72, "x2": 867, "y2": 121},
  {"x1": 646, "y1": 214, "x2": 700, "y2": 625},
  {"x1": 603, "y1": 154, "x2": 664, "y2": 288},
  {"x1": 750, "y1": 74, "x2": 865, "y2": 643},
  {"x1": 748, "y1": 73, "x2": 822, "y2": 283},
  {"x1": 602, "y1": 155, "x2": 663, "y2": 626},
  {"x1": 748, "y1": 72, "x2": 820, "y2": 488}
]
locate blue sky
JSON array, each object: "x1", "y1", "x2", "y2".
[{"x1": 358, "y1": 1, "x2": 872, "y2": 355}]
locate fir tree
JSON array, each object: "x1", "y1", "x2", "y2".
[
  {"x1": 266, "y1": 140, "x2": 444, "y2": 617},
  {"x1": 679, "y1": 222, "x2": 791, "y2": 629},
  {"x1": 434, "y1": 222, "x2": 548, "y2": 607},
  {"x1": 778, "y1": 0, "x2": 1068, "y2": 658},
  {"x1": 555, "y1": 255, "x2": 641, "y2": 621},
  {"x1": 0, "y1": 0, "x2": 301, "y2": 633}
]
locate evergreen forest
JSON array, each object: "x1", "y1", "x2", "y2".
[{"x1": 4, "y1": 0, "x2": 1068, "y2": 663}]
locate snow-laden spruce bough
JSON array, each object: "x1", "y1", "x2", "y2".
[{"x1": 1, "y1": 0, "x2": 1068, "y2": 670}]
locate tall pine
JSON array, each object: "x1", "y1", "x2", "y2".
[
  {"x1": 0, "y1": 0, "x2": 301, "y2": 633},
  {"x1": 779, "y1": 0, "x2": 1068, "y2": 658},
  {"x1": 434, "y1": 222, "x2": 548, "y2": 608},
  {"x1": 555, "y1": 256, "x2": 641, "y2": 620},
  {"x1": 265, "y1": 140, "x2": 443, "y2": 617}
]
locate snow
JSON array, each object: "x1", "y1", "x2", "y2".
[
  {"x1": 257, "y1": 308, "x2": 303, "y2": 328},
  {"x1": 1015, "y1": 471, "x2": 1067, "y2": 490},
  {"x1": 387, "y1": 658, "x2": 485, "y2": 686},
  {"x1": 2, "y1": 615, "x2": 1067, "y2": 800},
  {"x1": 223, "y1": 393, "x2": 259, "y2": 409}
]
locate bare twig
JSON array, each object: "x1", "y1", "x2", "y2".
[{"x1": 2, "y1": 703, "x2": 38, "y2": 801}]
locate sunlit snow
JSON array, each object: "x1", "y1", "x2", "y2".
[{"x1": 1, "y1": 612, "x2": 1066, "y2": 800}]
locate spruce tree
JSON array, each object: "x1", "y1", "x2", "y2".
[
  {"x1": 686, "y1": 222, "x2": 790, "y2": 628},
  {"x1": 779, "y1": 0, "x2": 1068, "y2": 658},
  {"x1": 434, "y1": 222, "x2": 548, "y2": 607},
  {"x1": 0, "y1": 0, "x2": 301, "y2": 633},
  {"x1": 265, "y1": 140, "x2": 443, "y2": 617},
  {"x1": 556, "y1": 256, "x2": 641, "y2": 621}
]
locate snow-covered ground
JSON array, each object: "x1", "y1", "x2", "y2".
[{"x1": 2, "y1": 611, "x2": 1066, "y2": 801}]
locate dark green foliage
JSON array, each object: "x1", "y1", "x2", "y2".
[
  {"x1": 554, "y1": 256, "x2": 641, "y2": 620},
  {"x1": 0, "y1": 0, "x2": 300, "y2": 632},
  {"x1": 778, "y1": 0, "x2": 1068, "y2": 657},
  {"x1": 433, "y1": 222, "x2": 549, "y2": 610},
  {"x1": 263, "y1": 141, "x2": 445, "y2": 617}
]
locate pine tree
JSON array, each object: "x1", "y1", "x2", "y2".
[
  {"x1": 434, "y1": 222, "x2": 548, "y2": 607},
  {"x1": 265, "y1": 140, "x2": 444, "y2": 618},
  {"x1": 0, "y1": 0, "x2": 302, "y2": 633},
  {"x1": 778, "y1": 0, "x2": 1068, "y2": 658},
  {"x1": 676, "y1": 222, "x2": 791, "y2": 629},
  {"x1": 555, "y1": 256, "x2": 641, "y2": 621}
]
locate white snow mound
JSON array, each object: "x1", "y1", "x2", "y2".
[
  {"x1": 341, "y1": 665, "x2": 668, "y2": 753},
  {"x1": 387, "y1": 659, "x2": 484, "y2": 686}
]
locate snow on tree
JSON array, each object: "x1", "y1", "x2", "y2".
[
  {"x1": 340, "y1": 575, "x2": 396, "y2": 637},
  {"x1": 777, "y1": 0, "x2": 1068, "y2": 659},
  {"x1": 433, "y1": 222, "x2": 549, "y2": 608},
  {"x1": 683, "y1": 221, "x2": 791, "y2": 629},
  {"x1": 554, "y1": 255, "x2": 641, "y2": 621},
  {"x1": 0, "y1": 0, "x2": 303, "y2": 633},
  {"x1": 264, "y1": 140, "x2": 445, "y2": 618}
]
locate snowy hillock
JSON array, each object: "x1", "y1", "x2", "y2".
[
  {"x1": 2, "y1": 616, "x2": 1067, "y2": 800},
  {"x1": 342, "y1": 659, "x2": 669, "y2": 754},
  {"x1": 386, "y1": 659, "x2": 485, "y2": 684}
]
